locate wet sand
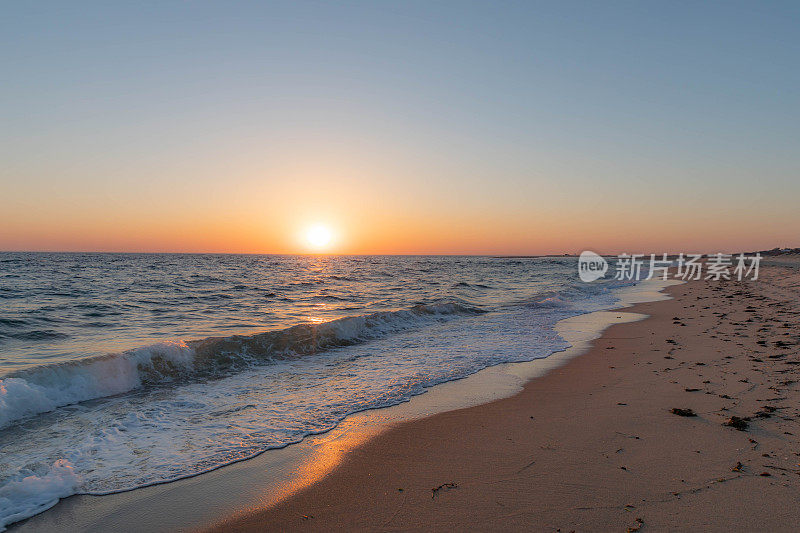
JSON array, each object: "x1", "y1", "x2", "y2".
[{"x1": 214, "y1": 262, "x2": 800, "y2": 531}]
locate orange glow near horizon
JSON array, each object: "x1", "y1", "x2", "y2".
[
  {"x1": 2, "y1": 155, "x2": 799, "y2": 255},
  {"x1": 1, "y1": 205, "x2": 796, "y2": 256}
]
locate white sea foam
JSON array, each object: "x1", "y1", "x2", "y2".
[{"x1": 0, "y1": 460, "x2": 80, "y2": 532}]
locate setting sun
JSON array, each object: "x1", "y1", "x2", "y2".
[{"x1": 305, "y1": 225, "x2": 333, "y2": 250}]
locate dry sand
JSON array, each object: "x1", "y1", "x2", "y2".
[{"x1": 213, "y1": 262, "x2": 800, "y2": 532}]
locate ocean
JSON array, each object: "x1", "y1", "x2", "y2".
[{"x1": 0, "y1": 253, "x2": 635, "y2": 528}]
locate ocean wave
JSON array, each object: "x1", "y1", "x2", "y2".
[
  {"x1": 451, "y1": 282, "x2": 493, "y2": 289},
  {"x1": 187, "y1": 302, "x2": 481, "y2": 372},
  {"x1": 329, "y1": 275, "x2": 357, "y2": 281},
  {"x1": 0, "y1": 318, "x2": 29, "y2": 327},
  {"x1": 8, "y1": 330, "x2": 70, "y2": 341},
  {"x1": 0, "y1": 302, "x2": 480, "y2": 430},
  {"x1": 311, "y1": 294, "x2": 349, "y2": 302},
  {"x1": 0, "y1": 342, "x2": 195, "y2": 429}
]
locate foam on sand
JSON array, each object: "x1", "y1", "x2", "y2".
[{"x1": 0, "y1": 460, "x2": 79, "y2": 531}]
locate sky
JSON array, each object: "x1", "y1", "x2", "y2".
[{"x1": 1, "y1": 1, "x2": 798, "y2": 255}]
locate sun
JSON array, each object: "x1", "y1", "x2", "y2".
[{"x1": 305, "y1": 224, "x2": 333, "y2": 250}]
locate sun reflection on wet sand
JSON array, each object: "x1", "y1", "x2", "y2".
[{"x1": 266, "y1": 414, "x2": 389, "y2": 506}]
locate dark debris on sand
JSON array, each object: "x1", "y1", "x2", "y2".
[
  {"x1": 431, "y1": 482, "x2": 458, "y2": 499},
  {"x1": 671, "y1": 408, "x2": 697, "y2": 417},
  {"x1": 626, "y1": 517, "x2": 645, "y2": 532},
  {"x1": 723, "y1": 416, "x2": 750, "y2": 431}
]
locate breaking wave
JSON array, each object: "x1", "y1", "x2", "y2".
[{"x1": 0, "y1": 302, "x2": 480, "y2": 430}]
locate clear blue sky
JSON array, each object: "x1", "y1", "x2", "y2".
[{"x1": 2, "y1": 1, "x2": 798, "y2": 253}]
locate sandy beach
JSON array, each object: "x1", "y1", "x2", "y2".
[{"x1": 210, "y1": 260, "x2": 800, "y2": 532}]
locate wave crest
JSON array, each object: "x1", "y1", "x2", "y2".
[{"x1": 0, "y1": 303, "x2": 478, "y2": 429}]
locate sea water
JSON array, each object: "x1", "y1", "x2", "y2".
[{"x1": 0, "y1": 253, "x2": 636, "y2": 529}]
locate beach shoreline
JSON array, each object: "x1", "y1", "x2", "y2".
[
  {"x1": 11, "y1": 279, "x2": 673, "y2": 532},
  {"x1": 212, "y1": 262, "x2": 800, "y2": 532}
]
